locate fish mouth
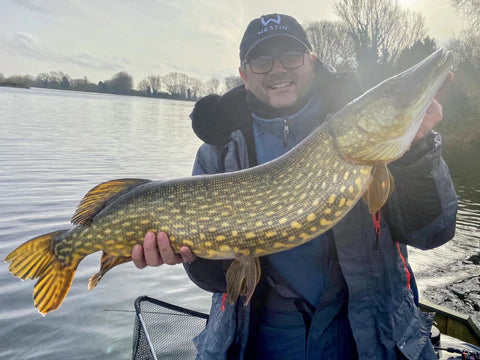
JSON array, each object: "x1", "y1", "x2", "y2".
[
  {"x1": 392, "y1": 49, "x2": 453, "y2": 108},
  {"x1": 327, "y1": 48, "x2": 453, "y2": 165},
  {"x1": 386, "y1": 49, "x2": 453, "y2": 156}
]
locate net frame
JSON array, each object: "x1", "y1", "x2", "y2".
[{"x1": 132, "y1": 296, "x2": 209, "y2": 360}]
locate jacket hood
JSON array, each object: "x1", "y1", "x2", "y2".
[{"x1": 190, "y1": 85, "x2": 251, "y2": 146}]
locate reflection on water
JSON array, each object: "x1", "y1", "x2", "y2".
[
  {"x1": 410, "y1": 184, "x2": 480, "y2": 282},
  {"x1": 0, "y1": 87, "x2": 478, "y2": 358}
]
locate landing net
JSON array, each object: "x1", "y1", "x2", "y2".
[{"x1": 132, "y1": 296, "x2": 208, "y2": 360}]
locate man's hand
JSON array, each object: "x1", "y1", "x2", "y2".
[
  {"x1": 414, "y1": 71, "x2": 453, "y2": 142},
  {"x1": 132, "y1": 231, "x2": 196, "y2": 268}
]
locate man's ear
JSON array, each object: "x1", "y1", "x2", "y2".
[
  {"x1": 308, "y1": 53, "x2": 318, "y2": 66},
  {"x1": 239, "y1": 66, "x2": 248, "y2": 83}
]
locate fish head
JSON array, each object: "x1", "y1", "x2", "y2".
[{"x1": 328, "y1": 49, "x2": 453, "y2": 164}]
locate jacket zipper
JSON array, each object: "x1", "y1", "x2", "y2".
[
  {"x1": 396, "y1": 242, "x2": 412, "y2": 290},
  {"x1": 372, "y1": 211, "x2": 381, "y2": 250},
  {"x1": 283, "y1": 118, "x2": 290, "y2": 148}
]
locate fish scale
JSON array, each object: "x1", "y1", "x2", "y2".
[{"x1": 5, "y1": 49, "x2": 453, "y2": 315}]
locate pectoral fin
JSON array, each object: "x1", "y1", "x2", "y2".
[
  {"x1": 226, "y1": 257, "x2": 261, "y2": 306},
  {"x1": 363, "y1": 164, "x2": 395, "y2": 214},
  {"x1": 88, "y1": 252, "x2": 131, "y2": 290}
]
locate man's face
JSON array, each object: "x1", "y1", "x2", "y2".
[{"x1": 239, "y1": 37, "x2": 316, "y2": 109}]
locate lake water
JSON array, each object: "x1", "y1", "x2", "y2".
[{"x1": 0, "y1": 87, "x2": 478, "y2": 359}]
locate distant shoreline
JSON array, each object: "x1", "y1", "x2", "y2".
[
  {"x1": 0, "y1": 83, "x2": 30, "y2": 89},
  {"x1": 0, "y1": 83, "x2": 198, "y2": 102},
  {"x1": 0, "y1": 70, "x2": 227, "y2": 102}
]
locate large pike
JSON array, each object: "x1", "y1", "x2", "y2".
[{"x1": 6, "y1": 49, "x2": 453, "y2": 315}]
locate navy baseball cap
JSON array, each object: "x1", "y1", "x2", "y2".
[{"x1": 239, "y1": 14, "x2": 312, "y2": 61}]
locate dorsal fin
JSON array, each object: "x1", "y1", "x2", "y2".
[{"x1": 71, "y1": 179, "x2": 150, "y2": 225}]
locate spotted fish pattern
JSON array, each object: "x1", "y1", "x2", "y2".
[{"x1": 61, "y1": 130, "x2": 372, "y2": 262}]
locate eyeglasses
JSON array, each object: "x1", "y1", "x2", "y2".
[{"x1": 246, "y1": 50, "x2": 307, "y2": 74}]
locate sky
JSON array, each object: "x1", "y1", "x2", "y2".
[{"x1": 0, "y1": 0, "x2": 463, "y2": 85}]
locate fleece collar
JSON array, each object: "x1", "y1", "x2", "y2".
[{"x1": 251, "y1": 95, "x2": 316, "y2": 139}]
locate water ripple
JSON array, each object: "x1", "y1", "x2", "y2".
[{"x1": 0, "y1": 87, "x2": 208, "y2": 359}]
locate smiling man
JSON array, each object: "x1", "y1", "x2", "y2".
[
  {"x1": 132, "y1": 14, "x2": 457, "y2": 359},
  {"x1": 239, "y1": 36, "x2": 316, "y2": 109}
]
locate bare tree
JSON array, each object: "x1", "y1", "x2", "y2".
[
  {"x1": 162, "y1": 72, "x2": 191, "y2": 99},
  {"x1": 48, "y1": 71, "x2": 63, "y2": 88},
  {"x1": 35, "y1": 73, "x2": 49, "y2": 87},
  {"x1": 205, "y1": 77, "x2": 221, "y2": 94},
  {"x1": 146, "y1": 75, "x2": 162, "y2": 95},
  {"x1": 452, "y1": 0, "x2": 480, "y2": 29},
  {"x1": 137, "y1": 79, "x2": 152, "y2": 96},
  {"x1": 449, "y1": 33, "x2": 480, "y2": 70},
  {"x1": 224, "y1": 76, "x2": 244, "y2": 92},
  {"x1": 334, "y1": 0, "x2": 426, "y2": 86},
  {"x1": 188, "y1": 77, "x2": 204, "y2": 100},
  {"x1": 450, "y1": 0, "x2": 480, "y2": 70},
  {"x1": 305, "y1": 20, "x2": 356, "y2": 71},
  {"x1": 178, "y1": 73, "x2": 190, "y2": 98},
  {"x1": 382, "y1": 9, "x2": 426, "y2": 63},
  {"x1": 162, "y1": 72, "x2": 179, "y2": 96}
]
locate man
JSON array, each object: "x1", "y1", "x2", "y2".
[{"x1": 132, "y1": 14, "x2": 457, "y2": 359}]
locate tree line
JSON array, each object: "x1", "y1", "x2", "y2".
[{"x1": 0, "y1": 70, "x2": 246, "y2": 101}]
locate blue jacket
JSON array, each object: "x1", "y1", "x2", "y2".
[{"x1": 184, "y1": 67, "x2": 458, "y2": 359}]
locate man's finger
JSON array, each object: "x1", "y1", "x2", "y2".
[
  {"x1": 132, "y1": 244, "x2": 147, "y2": 269},
  {"x1": 180, "y1": 246, "x2": 197, "y2": 264},
  {"x1": 143, "y1": 231, "x2": 164, "y2": 266},
  {"x1": 414, "y1": 99, "x2": 443, "y2": 142},
  {"x1": 157, "y1": 232, "x2": 183, "y2": 265},
  {"x1": 435, "y1": 71, "x2": 454, "y2": 100}
]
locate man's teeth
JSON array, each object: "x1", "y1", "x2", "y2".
[{"x1": 270, "y1": 82, "x2": 291, "y2": 89}]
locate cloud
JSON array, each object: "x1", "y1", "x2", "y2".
[
  {"x1": 5, "y1": 32, "x2": 129, "y2": 71},
  {"x1": 14, "y1": 32, "x2": 41, "y2": 51},
  {"x1": 68, "y1": 53, "x2": 130, "y2": 71},
  {"x1": 12, "y1": 0, "x2": 51, "y2": 14}
]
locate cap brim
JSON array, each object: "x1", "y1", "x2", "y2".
[{"x1": 243, "y1": 34, "x2": 310, "y2": 60}]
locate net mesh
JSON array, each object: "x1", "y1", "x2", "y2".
[{"x1": 132, "y1": 296, "x2": 209, "y2": 360}]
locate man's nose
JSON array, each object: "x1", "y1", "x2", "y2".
[{"x1": 269, "y1": 58, "x2": 287, "y2": 74}]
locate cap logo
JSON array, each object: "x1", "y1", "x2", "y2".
[
  {"x1": 260, "y1": 15, "x2": 281, "y2": 26},
  {"x1": 258, "y1": 15, "x2": 287, "y2": 35}
]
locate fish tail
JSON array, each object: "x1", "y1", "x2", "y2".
[{"x1": 5, "y1": 229, "x2": 77, "y2": 315}]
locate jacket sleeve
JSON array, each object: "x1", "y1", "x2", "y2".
[
  {"x1": 384, "y1": 131, "x2": 458, "y2": 250},
  {"x1": 183, "y1": 144, "x2": 232, "y2": 293}
]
